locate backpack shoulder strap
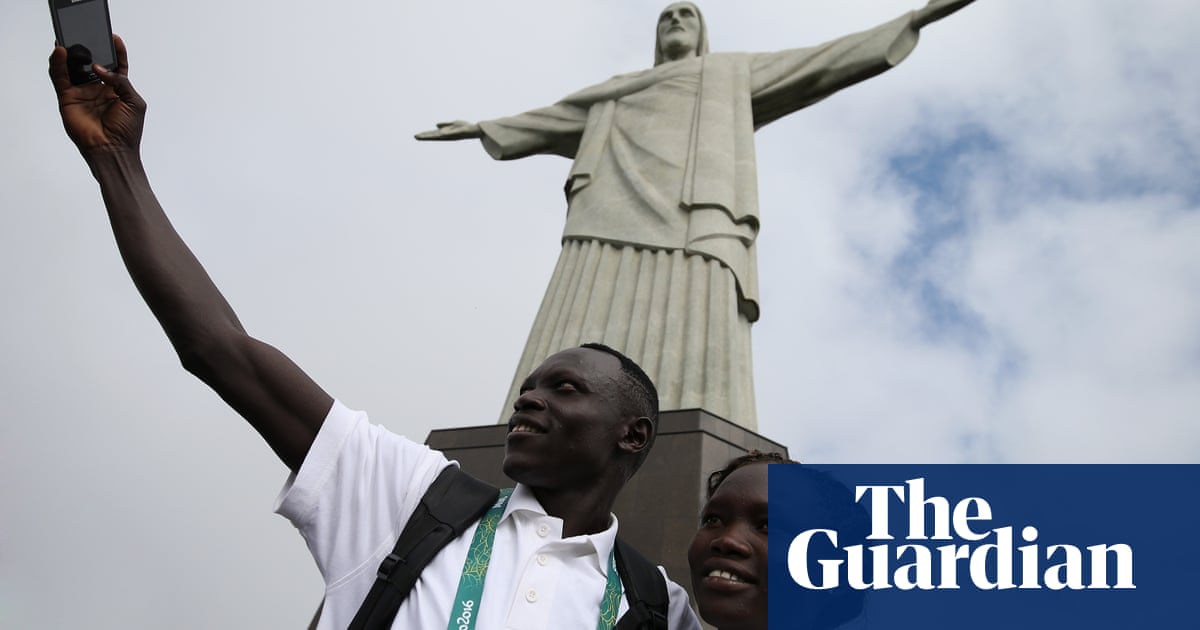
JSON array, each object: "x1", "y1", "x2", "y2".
[
  {"x1": 347, "y1": 466, "x2": 500, "y2": 630},
  {"x1": 613, "y1": 537, "x2": 669, "y2": 630}
]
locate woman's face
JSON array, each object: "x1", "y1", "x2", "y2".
[{"x1": 687, "y1": 463, "x2": 769, "y2": 630}]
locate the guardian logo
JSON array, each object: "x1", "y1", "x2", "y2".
[
  {"x1": 769, "y1": 465, "x2": 1197, "y2": 629},
  {"x1": 788, "y1": 478, "x2": 1135, "y2": 591}
]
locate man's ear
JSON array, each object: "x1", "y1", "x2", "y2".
[{"x1": 619, "y1": 416, "x2": 654, "y2": 456}]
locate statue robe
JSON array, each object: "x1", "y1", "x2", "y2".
[{"x1": 479, "y1": 14, "x2": 920, "y2": 428}]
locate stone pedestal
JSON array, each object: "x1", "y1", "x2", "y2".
[{"x1": 425, "y1": 408, "x2": 788, "y2": 618}]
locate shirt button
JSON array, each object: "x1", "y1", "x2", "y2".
[
  {"x1": 526, "y1": 589, "x2": 538, "y2": 603},
  {"x1": 536, "y1": 554, "x2": 548, "y2": 566},
  {"x1": 537, "y1": 524, "x2": 550, "y2": 537}
]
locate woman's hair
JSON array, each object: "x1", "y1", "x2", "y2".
[{"x1": 706, "y1": 450, "x2": 799, "y2": 498}]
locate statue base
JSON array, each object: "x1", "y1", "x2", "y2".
[{"x1": 425, "y1": 408, "x2": 788, "y2": 618}]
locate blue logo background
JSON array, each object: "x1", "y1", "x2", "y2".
[{"x1": 768, "y1": 465, "x2": 1200, "y2": 629}]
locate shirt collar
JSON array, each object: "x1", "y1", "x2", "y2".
[{"x1": 502, "y1": 483, "x2": 620, "y2": 577}]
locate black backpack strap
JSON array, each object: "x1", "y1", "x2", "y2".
[
  {"x1": 347, "y1": 466, "x2": 500, "y2": 630},
  {"x1": 613, "y1": 537, "x2": 669, "y2": 630}
]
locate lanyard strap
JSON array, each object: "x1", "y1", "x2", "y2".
[
  {"x1": 446, "y1": 489, "x2": 624, "y2": 630},
  {"x1": 596, "y1": 550, "x2": 622, "y2": 630},
  {"x1": 447, "y1": 488, "x2": 511, "y2": 630}
]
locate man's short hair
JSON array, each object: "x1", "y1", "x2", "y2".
[
  {"x1": 579, "y1": 342, "x2": 659, "y2": 422},
  {"x1": 579, "y1": 342, "x2": 659, "y2": 476}
]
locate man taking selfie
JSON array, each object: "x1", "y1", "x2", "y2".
[{"x1": 48, "y1": 36, "x2": 700, "y2": 630}]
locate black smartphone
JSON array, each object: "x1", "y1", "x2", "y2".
[{"x1": 49, "y1": 0, "x2": 117, "y2": 85}]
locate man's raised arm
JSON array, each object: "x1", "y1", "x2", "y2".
[{"x1": 49, "y1": 37, "x2": 331, "y2": 471}]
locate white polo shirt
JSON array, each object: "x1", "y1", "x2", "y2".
[{"x1": 276, "y1": 401, "x2": 700, "y2": 630}]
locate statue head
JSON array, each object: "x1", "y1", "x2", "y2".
[{"x1": 655, "y1": 2, "x2": 709, "y2": 65}]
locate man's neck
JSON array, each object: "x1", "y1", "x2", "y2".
[{"x1": 530, "y1": 485, "x2": 618, "y2": 538}]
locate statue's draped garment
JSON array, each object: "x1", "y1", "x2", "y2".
[{"x1": 480, "y1": 15, "x2": 919, "y2": 428}]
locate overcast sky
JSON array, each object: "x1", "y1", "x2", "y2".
[{"x1": 3, "y1": 0, "x2": 1198, "y2": 627}]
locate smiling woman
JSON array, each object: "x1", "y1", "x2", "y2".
[
  {"x1": 688, "y1": 452, "x2": 792, "y2": 630},
  {"x1": 689, "y1": 453, "x2": 872, "y2": 630}
]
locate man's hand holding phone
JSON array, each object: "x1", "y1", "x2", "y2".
[{"x1": 49, "y1": 35, "x2": 145, "y2": 156}]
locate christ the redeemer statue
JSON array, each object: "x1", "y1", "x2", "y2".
[{"x1": 418, "y1": 1, "x2": 975, "y2": 430}]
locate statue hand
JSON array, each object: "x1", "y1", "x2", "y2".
[
  {"x1": 913, "y1": 0, "x2": 976, "y2": 29},
  {"x1": 415, "y1": 120, "x2": 482, "y2": 141},
  {"x1": 49, "y1": 35, "x2": 146, "y2": 156}
]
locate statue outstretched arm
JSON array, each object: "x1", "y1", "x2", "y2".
[
  {"x1": 414, "y1": 120, "x2": 482, "y2": 141},
  {"x1": 417, "y1": 101, "x2": 589, "y2": 160},
  {"x1": 748, "y1": 0, "x2": 975, "y2": 127},
  {"x1": 49, "y1": 37, "x2": 332, "y2": 472},
  {"x1": 912, "y1": 0, "x2": 976, "y2": 30}
]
